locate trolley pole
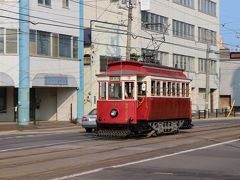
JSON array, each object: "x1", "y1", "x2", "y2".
[
  {"x1": 77, "y1": 0, "x2": 84, "y2": 123},
  {"x1": 18, "y1": 0, "x2": 30, "y2": 126},
  {"x1": 126, "y1": 0, "x2": 133, "y2": 60},
  {"x1": 205, "y1": 43, "x2": 210, "y2": 119}
]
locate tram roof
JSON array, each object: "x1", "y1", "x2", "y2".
[{"x1": 97, "y1": 60, "x2": 188, "y2": 80}]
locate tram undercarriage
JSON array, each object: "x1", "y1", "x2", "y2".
[{"x1": 96, "y1": 119, "x2": 192, "y2": 137}]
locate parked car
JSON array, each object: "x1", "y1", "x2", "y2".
[{"x1": 81, "y1": 109, "x2": 97, "y2": 132}]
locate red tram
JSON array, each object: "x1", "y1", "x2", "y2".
[{"x1": 96, "y1": 60, "x2": 192, "y2": 137}]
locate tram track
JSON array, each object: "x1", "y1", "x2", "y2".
[{"x1": 0, "y1": 123, "x2": 239, "y2": 179}]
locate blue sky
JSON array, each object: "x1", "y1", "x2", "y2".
[{"x1": 220, "y1": 0, "x2": 240, "y2": 48}]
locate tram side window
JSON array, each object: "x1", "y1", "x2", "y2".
[
  {"x1": 138, "y1": 82, "x2": 146, "y2": 96},
  {"x1": 156, "y1": 81, "x2": 161, "y2": 96},
  {"x1": 99, "y1": 82, "x2": 106, "y2": 99},
  {"x1": 151, "y1": 80, "x2": 156, "y2": 96},
  {"x1": 177, "y1": 83, "x2": 180, "y2": 97},
  {"x1": 182, "y1": 83, "x2": 186, "y2": 97},
  {"x1": 167, "y1": 82, "x2": 171, "y2": 96},
  {"x1": 125, "y1": 82, "x2": 134, "y2": 99},
  {"x1": 109, "y1": 82, "x2": 122, "y2": 99},
  {"x1": 163, "y1": 82, "x2": 166, "y2": 96},
  {"x1": 172, "y1": 83, "x2": 176, "y2": 96},
  {"x1": 186, "y1": 83, "x2": 189, "y2": 97}
]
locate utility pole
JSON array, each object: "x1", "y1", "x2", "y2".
[
  {"x1": 126, "y1": 0, "x2": 133, "y2": 60},
  {"x1": 77, "y1": 0, "x2": 84, "y2": 123},
  {"x1": 205, "y1": 43, "x2": 210, "y2": 118},
  {"x1": 19, "y1": 0, "x2": 30, "y2": 126}
]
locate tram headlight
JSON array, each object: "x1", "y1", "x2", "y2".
[{"x1": 110, "y1": 109, "x2": 118, "y2": 118}]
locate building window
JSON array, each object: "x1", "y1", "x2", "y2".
[
  {"x1": 142, "y1": 48, "x2": 169, "y2": 65},
  {"x1": 73, "y1": 37, "x2": 78, "y2": 59},
  {"x1": 6, "y1": 29, "x2": 17, "y2": 54},
  {"x1": 62, "y1": 0, "x2": 69, "y2": 8},
  {"x1": 198, "y1": 0, "x2": 216, "y2": 16},
  {"x1": 198, "y1": 58, "x2": 216, "y2": 74},
  {"x1": 173, "y1": 0, "x2": 194, "y2": 9},
  {"x1": 30, "y1": 30, "x2": 36, "y2": 56},
  {"x1": 52, "y1": 33, "x2": 59, "y2": 57},
  {"x1": 0, "y1": 88, "x2": 6, "y2": 113},
  {"x1": 0, "y1": 28, "x2": 4, "y2": 53},
  {"x1": 38, "y1": 0, "x2": 51, "y2": 7},
  {"x1": 59, "y1": 34, "x2": 71, "y2": 58},
  {"x1": 141, "y1": 11, "x2": 168, "y2": 33},
  {"x1": 173, "y1": 20, "x2": 195, "y2": 40},
  {"x1": 37, "y1": 31, "x2": 51, "y2": 56},
  {"x1": 198, "y1": 27, "x2": 216, "y2": 45},
  {"x1": 173, "y1": 54, "x2": 195, "y2": 72}
]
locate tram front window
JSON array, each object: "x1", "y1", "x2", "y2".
[{"x1": 109, "y1": 82, "x2": 122, "y2": 99}]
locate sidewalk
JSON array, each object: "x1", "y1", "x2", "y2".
[{"x1": 0, "y1": 120, "x2": 80, "y2": 133}]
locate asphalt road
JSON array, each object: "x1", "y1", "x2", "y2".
[{"x1": 0, "y1": 119, "x2": 239, "y2": 180}]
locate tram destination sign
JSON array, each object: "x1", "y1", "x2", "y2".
[{"x1": 110, "y1": 76, "x2": 120, "y2": 81}]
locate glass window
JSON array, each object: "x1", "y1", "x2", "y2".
[
  {"x1": 0, "y1": 88, "x2": 6, "y2": 113},
  {"x1": 63, "y1": 0, "x2": 69, "y2": 8},
  {"x1": 52, "y1": 33, "x2": 59, "y2": 57},
  {"x1": 141, "y1": 11, "x2": 168, "y2": 34},
  {"x1": 138, "y1": 82, "x2": 146, "y2": 96},
  {"x1": 163, "y1": 82, "x2": 166, "y2": 96},
  {"x1": 38, "y1": 0, "x2": 51, "y2": 6},
  {"x1": 186, "y1": 83, "x2": 189, "y2": 97},
  {"x1": 156, "y1": 81, "x2": 161, "y2": 96},
  {"x1": 172, "y1": 83, "x2": 176, "y2": 96},
  {"x1": 173, "y1": 20, "x2": 194, "y2": 40},
  {"x1": 198, "y1": 0, "x2": 216, "y2": 16},
  {"x1": 6, "y1": 29, "x2": 17, "y2": 54},
  {"x1": 59, "y1": 34, "x2": 71, "y2": 58},
  {"x1": 177, "y1": 83, "x2": 180, "y2": 97},
  {"x1": 109, "y1": 82, "x2": 122, "y2": 99},
  {"x1": 30, "y1": 30, "x2": 36, "y2": 56},
  {"x1": 73, "y1": 37, "x2": 78, "y2": 59},
  {"x1": 0, "y1": 28, "x2": 4, "y2": 53},
  {"x1": 182, "y1": 83, "x2": 186, "y2": 97},
  {"x1": 167, "y1": 82, "x2": 171, "y2": 96},
  {"x1": 124, "y1": 82, "x2": 134, "y2": 99},
  {"x1": 151, "y1": 80, "x2": 156, "y2": 96},
  {"x1": 37, "y1": 31, "x2": 51, "y2": 56},
  {"x1": 99, "y1": 82, "x2": 106, "y2": 99}
]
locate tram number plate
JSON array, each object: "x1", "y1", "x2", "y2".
[{"x1": 110, "y1": 76, "x2": 120, "y2": 81}]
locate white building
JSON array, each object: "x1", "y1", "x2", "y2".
[
  {"x1": 84, "y1": 0, "x2": 220, "y2": 113},
  {"x1": 220, "y1": 49, "x2": 240, "y2": 109},
  {"x1": 0, "y1": 0, "x2": 80, "y2": 121}
]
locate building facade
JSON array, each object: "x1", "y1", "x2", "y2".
[
  {"x1": 220, "y1": 49, "x2": 240, "y2": 109},
  {"x1": 84, "y1": 0, "x2": 220, "y2": 113},
  {"x1": 0, "y1": 0, "x2": 81, "y2": 121}
]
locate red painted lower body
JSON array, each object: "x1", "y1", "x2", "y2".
[{"x1": 97, "y1": 97, "x2": 191, "y2": 126}]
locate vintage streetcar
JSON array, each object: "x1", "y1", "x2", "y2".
[{"x1": 96, "y1": 60, "x2": 192, "y2": 137}]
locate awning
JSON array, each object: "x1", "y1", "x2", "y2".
[
  {"x1": 0, "y1": 72, "x2": 15, "y2": 87},
  {"x1": 32, "y1": 73, "x2": 78, "y2": 88}
]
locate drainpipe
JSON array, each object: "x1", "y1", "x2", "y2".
[
  {"x1": 77, "y1": 0, "x2": 84, "y2": 123},
  {"x1": 18, "y1": 0, "x2": 30, "y2": 126}
]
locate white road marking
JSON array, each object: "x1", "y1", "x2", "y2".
[{"x1": 49, "y1": 138, "x2": 240, "y2": 180}]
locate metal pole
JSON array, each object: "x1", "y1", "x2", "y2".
[
  {"x1": 126, "y1": 0, "x2": 133, "y2": 60},
  {"x1": 205, "y1": 43, "x2": 210, "y2": 119},
  {"x1": 77, "y1": 0, "x2": 84, "y2": 123},
  {"x1": 18, "y1": 0, "x2": 30, "y2": 126}
]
